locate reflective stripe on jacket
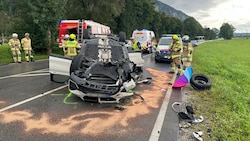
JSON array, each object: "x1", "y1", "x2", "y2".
[{"x1": 170, "y1": 41, "x2": 182, "y2": 58}]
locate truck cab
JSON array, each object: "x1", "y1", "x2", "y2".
[{"x1": 58, "y1": 20, "x2": 111, "y2": 48}]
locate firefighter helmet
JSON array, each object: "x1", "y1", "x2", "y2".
[
  {"x1": 172, "y1": 35, "x2": 179, "y2": 40},
  {"x1": 69, "y1": 34, "x2": 76, "y2": 39},
  {"x1": 182, "y1": 35, "x2": 190, "y2": 42},
  {"x1": 64, "y1": 34, "x2": 69, "y2": 39},
  {"x1": 25, "y1": 33, "x2": 30, "y2": 36},
  {"x1": 12, "y1": 33, "x2": 18, "y2": 38}
]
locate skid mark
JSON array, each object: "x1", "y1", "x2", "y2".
[{"x1": 0, "y1": 68, "x2": 173, "y2": 135}]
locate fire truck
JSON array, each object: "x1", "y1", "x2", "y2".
[{"x1": 58, "y1": 19, "x2": 111, "y2": 47}]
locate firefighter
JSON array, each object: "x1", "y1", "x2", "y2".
[
  {"x1": 62, "y1": 34, "x2": 69, "y2": 57},
  {"x1": 182, "y1": 35, "x2": 193, "y2": 70},
  {"x1": 8, "y1": 33, "x2": 22, "y2": 63},
  {"x1": 169, "y1": 34, "x2": 183, "y2": 75},
  {"x1": 65, "y1": 34, "x2": 78, "y2": 58},
  {"x1": 130, "y1": 37, "x2": 141, "y2": 51},
  {"x1": 21, "y1": 33, "x2": 34, "y2": 62}
]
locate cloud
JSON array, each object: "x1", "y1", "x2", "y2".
[
  {"x1": 159, "y1": 0, "x2": 228, "y2": 13},
  {"x1": 159, "y1": 0, "x2": 250, "y2": 32}
]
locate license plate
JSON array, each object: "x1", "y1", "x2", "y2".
[{"x1": 164, "y1": 56, "x2": 169, "y2": 58}]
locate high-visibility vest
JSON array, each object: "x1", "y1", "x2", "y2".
[
  {"x1": 21, "y1": 38, "x2": 32, "y2": 50},
  {"x1": 132, "y1": 41, "x2": 140, "y2": 51},
  {"x1": 66, "y1": 40, "x2": 78, "y2": 56}
]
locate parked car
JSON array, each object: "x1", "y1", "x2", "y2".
[
  {"x1": 154, "y1": 36, "x2": 173, "y2": 63},
  {"x1": 155, "y1": 35, "x2": 183, "y2": 63}
]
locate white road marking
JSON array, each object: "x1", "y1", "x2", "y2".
[
  {"x1": 0, "y1": 85, "x2": 67, "y2": 113},
  {"x1": 11, "y1": 73, "x2": 49, "y2": 77},
  {"x1": 149, "y1": 71, "x2": 178, "y2": 141},
  {"x1": 0, "y1": 68, "x2": 48, "y2": 80}
]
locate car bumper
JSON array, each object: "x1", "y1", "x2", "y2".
[{"x1": 155, "y1": 53, "x2": 172, "y2": 62}]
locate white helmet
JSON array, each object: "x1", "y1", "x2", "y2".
[
  {"x1": 182, "y1": 35, "x2": 190, "y2": 42},
  {"x1": 25, "y1": 33, "x2": 30, "y2": 36},
  {"x1": 12, "y1": 33, "x2": 18, "y2": 38},
  {"x1": 64, "y1": 34, "x2": 69, "y2": 39}
]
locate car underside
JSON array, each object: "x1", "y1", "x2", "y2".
[{"x1": 68, "y1": 35, "x2": 143, "y2": 103}]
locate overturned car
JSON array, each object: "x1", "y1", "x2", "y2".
[{"x1": 49, "y1": 33, "x2": 144, "y2": 103}]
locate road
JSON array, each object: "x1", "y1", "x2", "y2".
[{"x1": 0, "y1": 55, "x2": 182, "y2": 141}]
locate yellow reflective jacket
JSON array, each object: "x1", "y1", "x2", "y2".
[
  {"x1": 66, "y1": 40, "x2": 78, "y2": 57},
  {"x1": 8, "y1": 38, "x2": 21, "y2": 51},
  {"x1": 170, "y1": 41, "x2": 182, "y2": 58},
  {"x1": 21, "y1": 38, "x2": 32, "y2": 50}
]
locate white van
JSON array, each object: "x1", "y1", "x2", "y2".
[{"x1": 132, "y1": 29, "x2": 155, "y2": 53}]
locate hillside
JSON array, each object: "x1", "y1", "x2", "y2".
[{"x1": 152, "y1": 0, "x2": 189, "y2": 21}]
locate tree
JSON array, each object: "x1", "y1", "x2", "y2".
[
  {"x1": 182, "y1": 17, "x2": 204, "y2": 39},
  {"x1": 204, "y1": 28, "x2": 216, "y2": 40},
  {"x1": 66, "y1": 0, "x2": 125, "y2": 33},
  {"x1": 27, "y1": 0, "x2": 68, "y2": 54},
  {"x1": 219, "y1": 23, "x2": 235, "y2": 39}
]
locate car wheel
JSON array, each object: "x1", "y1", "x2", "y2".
[
  {"x1": 190, "y1": 74, "x2": 212, "y2": 90},
  {"x1": 70, "y1": 55, "x2": 84, "y2": 75},
  {"x1": 83, "y1": 29, "x2": 91, "y2": 39},
  {"x1": 119, "y1": 31, "x2": 126, "y2": 42},
  {"x1": 50, "y1": 73, "x2": 54, "y2": 81},
  {"x1": 155, "y1": 58, "x2": 160, "y2": 63}
]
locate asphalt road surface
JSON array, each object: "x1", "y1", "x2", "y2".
[{"x1": 0, "y1": 54, "x2": 182, "y2": 141}]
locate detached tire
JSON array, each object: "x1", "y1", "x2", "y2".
[
  {"x1": 190, "y1": 74, "x2": 212, "y2": 90},
  {"x1": 70, "y1": 55, "x2": 84, "y2": 75}
]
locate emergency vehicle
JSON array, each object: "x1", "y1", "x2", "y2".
[
  {"x1": 132, "y1": 29, "x2": 155, "y2": 53},
  {"x1": 58, "y1": 19, "x2": 111, "y2": 47}
]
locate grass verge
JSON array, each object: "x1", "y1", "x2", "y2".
[
  {"x1": 0, "y1": 43, "x2": 63, "y2": 64},
  {"x1": 191, "y1": 38, "x2": 250, "y2": 141}
]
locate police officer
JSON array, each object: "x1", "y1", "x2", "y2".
[
  {"x1": 169, "y1": 35, "x2": 183, "y2": 75},
  {"x1": 8, "y1": 33, "x2": 21, "y2": 63},
  {"x1": 65, "y1": 34, "x2": 78, "y2": 58},
  {"x1": 130, "y1": 37, "x2": 141, "y2": 51},
  {"x1": 21, "y1": 33, "x2": 34, "y2": 62},
  {"x1": 182, "y1": 35, "x2": 193, "y2": 70}
]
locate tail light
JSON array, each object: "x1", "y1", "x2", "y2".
[{"x1": 147, "y1": 42, "x2": 151, "y2": 46}]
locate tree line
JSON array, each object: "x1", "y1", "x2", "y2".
[{"x1": 0, "y1": 0, "x2": 235, "y2": 53}]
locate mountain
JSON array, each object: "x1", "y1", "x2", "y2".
[{"x1": 152, "y1": 0, "x2": 189, "y2": 21}]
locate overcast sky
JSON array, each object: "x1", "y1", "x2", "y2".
[{"x1": 159, "y1": 0, "x2": 250, "y2": 33}]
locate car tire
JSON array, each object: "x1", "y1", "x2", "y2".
[
  {"x1": 190, "y1": 74, "x2": 212, "y2": 90},
  {"x1": 119, "y1": 31, "x2": 126, "y2": 42},
  {"x1": 70, "y1": 55, "x2": 84, "y2": 75},
  {"x1": 50, "y1": 73, "x2": 55, "y2": 81},
  {"x1": 83, "y1": 29, "x2": 91, "y2": 39},
  {"x1": 155, "y1": 58, "x2": 160, "y2": 63}
]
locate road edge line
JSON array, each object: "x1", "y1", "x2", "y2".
[{"x1": 149, "y1": 71, "x2": 177, "y2": 141}]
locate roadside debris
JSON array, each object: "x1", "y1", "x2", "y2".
[
  {"x1": 172, "y1": 102, "x2": 204, "y2": 124},
  {"x1": 190, "y1": 74, "x2": 212, "y2": 90},
  {"x1": 193, "y1": 131, "x2": 203, "y2": 141},
  {"x1": 114, "y1": 105, "x2": 125, "y2": 111}
]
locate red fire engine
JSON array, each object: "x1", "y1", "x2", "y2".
[{"x1": 58, "y1": 19, "x2": 111, "y2": 47}]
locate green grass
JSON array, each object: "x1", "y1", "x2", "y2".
[
  {"x1": 191, "y1": 38, "x2": 250, "y2": 141},
  {"x1": 0, "y1": 43, "x2": 63, "y2": 64}
]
